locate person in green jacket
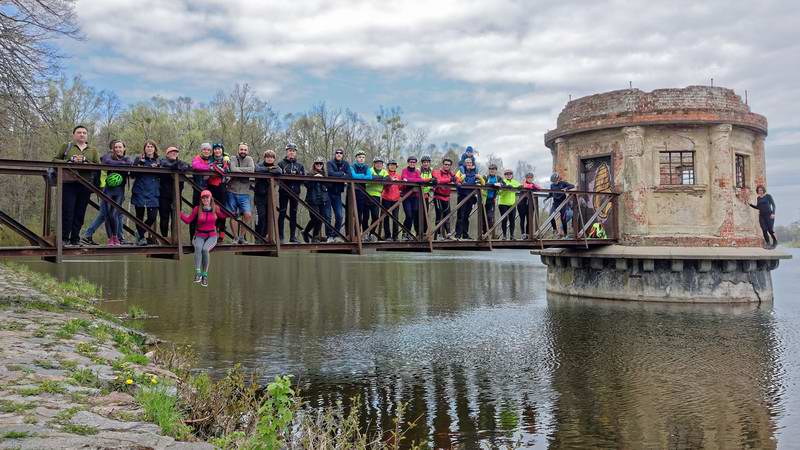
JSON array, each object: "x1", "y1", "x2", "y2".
[
  {"x1": 53, "y1": 125, "x2": 100, "y2": 246},
  {"x1": 497, "y1": 169, "x2": 521, "y2": 240},
  {"x1": 365, "y1": 156, "x2": 388, "y2": 241}
]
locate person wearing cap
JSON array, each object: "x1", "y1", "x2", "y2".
[
  {"x1": 419, "y1": 155, "x2": 436, "y2": 235},
  {"x1": 497, "y1": 169, "x2": 521, "y2": 240},
  {"x1": 53, "y1": 125, "x2": 100, "y2": 246},
  {"x1": 131, "y1": 140, "x2": 161, "y2": 246},
  {"x1": 302, "y1": 156, "x2": 331, "y2": 243},
  {"x1": 350, "y1": 150, "x2": 373, "y2": 239},
  {"x1": 207, "y1": 143, "x2": 230, "y2": 242},
  {"x1": 400, "y1": 156, "x2": 424, "y2": 239},
  {"x1": 253, "y1": 149, "x2": 283, "y2": 238},
  {"x1": 547, "y1": 172, "x2": 575, "y2": 237},
  {"x1": 158, "y1": 145, "x2": 189, "y2": 239},
  {"x1": 326, "y1": 148, "x2": 350, "y2": 241},
  {"x1": 365, "y1": 156, "x2": 388, "y2": 241},
  {"x1": 459, "y1": 145, "x2": 477, "y2": 172},
  {"x1": 190, "y1": 142, "x2": 214, "y2": 238},
  {"x1": 381, "y1": 159, "x2": 402, "y2": 241},
  {"x1": 518, "y1": 172, "x2": 541, "y2": 239},
  {"x1": 277, "y1": 143, "x2": 305, "y2": 243},
  {"x1": 454, "y1": 157, "x2": 485, "y2": 240},
  {"x1": 432, "y1": 157, "x2": 457, "y2": 240},
  {"x1": 480, "y1": 164, "x2": 505, "y2": 237},
  {"x1": 227, "y1": 142, "x2": 255, "y2": 244},
  {"x1": 180, "y1": 189, "x2": 224, "y2": 287}
]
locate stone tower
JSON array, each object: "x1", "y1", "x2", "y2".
[{"x1": 536, "y1": 86, "x2": 789, "y2": 303}]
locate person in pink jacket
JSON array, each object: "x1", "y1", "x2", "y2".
[
  {"x1": 180, "y1": 190, "x2": 224, "y2": 287},
  {"x1": 401, "y1": 156, "x2": 424, "y2": 239}
]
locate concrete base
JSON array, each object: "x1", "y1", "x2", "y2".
[{"x1": 534, "y1": 245, "x2": 791, "y2": 303}]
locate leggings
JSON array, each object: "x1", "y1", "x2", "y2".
[
  {"x1": 434, "y1": 198, "x2": 451, "y2": 237},
  {"x1": 382, "y1": 199, "x2": 400, "y2": 239},
  {"x1": 517, "y1": 200, "x2": 529, "y2": 235},
  {"x1": 134, "y1": 206, "x2": 158, "y2": 239},
  {"x1": 403, "y1": 196, "x2": 420, "y2": 235},
  {"x1": 499, "y1": 205, "x2": 516, "y2": 238},
  {"x1": 193, "y1": 235, "x2": 218, "y2": 273},
  {"x1": 759, "y1": 214, "x2": 777, "y2": 245}
]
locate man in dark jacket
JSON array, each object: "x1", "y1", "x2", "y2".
[
  {"x1": 326, "y1": 148, "x2": 351, "y2": 241},
  {"x1": 276, "y1": 143, "x2": 305, "y2": 243},
  {"x1": 254, "y1": 149, "x2": 282, "y2": 238},
  {"x1": 547, "y1": 172, "x2": 575, "y2": 237},
  {"x1": 158, "y1": 146, "x2": 189, "y2": 238},
  {"x1": 53, "y1": 125, "x2": 100, "y2": 245}
]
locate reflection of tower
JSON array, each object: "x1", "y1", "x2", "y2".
[{"x1": 544, "y1": 294, "x2": 780, "y2": 448}]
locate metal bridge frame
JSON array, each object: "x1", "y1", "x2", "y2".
[{"x1": 0, "y1": 159, "x2": 619, "y2": 262}]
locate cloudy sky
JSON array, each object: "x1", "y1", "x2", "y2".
[{"x1": 59, "y1": 0, "x2": 800, "y2": 224}]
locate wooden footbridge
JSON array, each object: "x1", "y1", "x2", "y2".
[{"x1": 0, "y1": 159, "x2": 618, "y2": 263}]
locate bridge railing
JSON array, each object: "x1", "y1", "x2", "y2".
[{"x1": 0, "y1": 159, "x2": 619, "y2": 261}]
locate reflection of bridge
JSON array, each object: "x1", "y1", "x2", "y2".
[{"x1": 0, "y1": 159, "x2": 618, "y2": 262}]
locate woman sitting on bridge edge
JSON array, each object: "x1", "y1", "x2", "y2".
[{"x1": 180, "y1": 190, "x2": 225, "y2": 287}]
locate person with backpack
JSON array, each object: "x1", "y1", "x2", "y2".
[
  {"x1": 381, "y1": 159, "x2": 402, "y2": 241},
  {"x1": 131, "y1": 140, "x2": 161, "y2": 245},
  {"x1": 326, "y1": 148, "x2": 350, "y2": 242},
  {"x1": 365, "y1": 156, "x2": 388, "y2": 241},
  {"x1": 254, "y1": 149, "x2": 282, "y2": 238},
  {"x1": 432, "y1": 157, "x2": 457, "y2": 240},
  {"x1": 497, "y1": 169, "x2": 521, "y2": 240},
  {"x1": 158, "y1": 146, "x2": 189, "y2": 239},
  {"x1": 80, "y1": 139, "x2": 131, "y2": 245},
  {"x1": 53, "y1": 125, "x2": 100, "y2": 246},
  {"x1": 180, "y1": 190, "x2": 224, "y2": 287},
  {"x1": 277, "y1": 143, "x2": 305, "y2": 243},
  {"x1": 517, "y1": 172, "x2": 541, "y2": 239},
  {"x1": 227, "y1": 143, "x2": 255, "y2": 244},
  {"x1": 302, "y1": 157, "x2": 331, "y2": 243}
]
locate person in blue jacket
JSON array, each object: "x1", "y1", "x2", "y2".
[
  {"x1": 459, "y1": 145, "x2": 477, "y2": 172},
  {"x1": 131, "y1": 140, "x2": 161, "y2": 245},
  {"x1": 81, "y1": 139, "x2": 132, "y2": 246},
  {"x1": 547, "y1": 172, "x2": 575, "y2": 238},
  {"x1": 350, "y1": 150, "x2": 373, "y2": 237},
  {"x1": 326, "y1": 148, "x2": 351, "y2": 241}
]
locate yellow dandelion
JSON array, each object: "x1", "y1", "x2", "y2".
[
  {"x1": 150, "y1": 377, "x2": 158, "y2": 384},
  {"x1": 125, "y1": 378, "x2": 133, "y2": 385}
]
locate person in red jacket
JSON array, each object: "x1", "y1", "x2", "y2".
[
  {"x1": 518, "y1": 172, "x2": 541, "y2": 239},
  {"x1": 400, "y1": 156, "x2": 424, "y2": 239},
  {"x1": 180, "y1": 190, "x2": 225, "y2": 287},
  {"x1": 207, "y1": 143, "x2": 230, "y2": 241},
  {"x1": 381, "y1": 159, "x2": 402, "y2": 240},
  {"x1": 432, "y1": 157, "x2": 457, "y2": 240}
]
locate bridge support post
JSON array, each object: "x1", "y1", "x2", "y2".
[
  {"x1": 172, "y1": 173, "x2": 183, "y2": 260},
  {"x1": 55, "y1": 167, "x2": 63, "y2": 264}
]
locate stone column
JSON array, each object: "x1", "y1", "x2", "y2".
[
  {"x1": 710, "y1": 124, "x2": 734, "y2": 238},
  {"x1": 552, "y1": 138, "x2": 569, "y2": 180},
  {"x1": 621, "y1": 126, "x2": 647, "y2": 239}
]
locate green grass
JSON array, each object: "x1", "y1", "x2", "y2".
[
  {"x1": 127, "y1": 305, "x2": 147, "y2": 319},
  {"x1": 0, "y1": 400, "x2": 36, "y2": 413},
  {"x1": 75, "y1": 341, "x2": 99, "y2": 358},
  {"x1": 70, "y1": 368, "x2": 100, "y2": 387},
  {"x1": 61, "y1": 423, "x2": 98, "y2": 435},
  {"x1": 32, "y1": 359, "x2": 59, "y2": 370},
  {"x1": 21, "y1": 380, "x2": 68, "y2": 396},
  {"x1": 55, "y1": 318, "x2": 90, "y2": 339},
  {"x1": 135, "y1": 386, "x2": 192, "y2": 440},
  {"x1": 59, "y1": 359, "x2": 78, "y2": 370},
  {"x1": 1, "y1": 431, "x2": 33, "y2": 439},
  {"x1": 122, "y1": 352, "x2": 150, "y2": 365},
  {"x1": 0, "y1": 320, "x2": 26, "y2": 331},
  {"x1": 32, "y1": 326, "x2": 48, "y2": 338},
  {"x1": 53, "y1": 406, "x2": 82, "y2": 423}
]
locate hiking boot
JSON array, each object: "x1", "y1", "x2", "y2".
[
  {"x1": 193, "y1": 273, "x2": 202, "y2": 283},
  {"x1": 80, "y1": 236, "x2": 99, "y2": 246},
  {"x1": 200, "y1": 276, "x2": 208, "y2": 287},
  {"x1": 302, "y1": 231, "x2": 311, "y2": 243}
]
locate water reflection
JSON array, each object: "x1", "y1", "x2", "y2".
[{"x1": 23, "y1": 251, "x2": 786, "y2": 448}]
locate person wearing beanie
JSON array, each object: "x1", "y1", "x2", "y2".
[
  {"x1": 497, "y1": 169, "x2": 521, "y2": 240},
  {"x1": 253, "y1": 149, "x2": 283, "y2": 238},
  {"x1": 365, "y1": 156, "x2": 388, "y2": 241},
  {"x1": 190, "y1": 142, "x2": 214, "y2": 238},
  {"x1": 518, "y1": 172, "x2": 541, "y2": 239},
  {"x1": 206, "y1": 143, "x2": 230, "y2": 242},
  {"x1": 459, "y1": 145, "x2": 478, "y2": 172},
  {"x1": 547, "y1": 172, "x2": 575, "y2": 237},
  {"x1": 325, "y1": 148, "x2": 351, "y2": 241},
  {"x1": 454, "y1": 157, "x2": 485, "y2": 239},
  {"x1": 350, "y1": 150, "x2": 373, "y2": 239},
  {"x1": 180, "y1": 190, "x2": 224, "y2": 287},
  {"x1": 302, "y1": 156, "x2": 331, "y2": 243},
  {"x1": 381, "y1": 159, "x2": 402, "y2": 241},
  {"x1": 432, "y1": 157, "x2": 457, "y2": 240},
  {"x1": 277, "y1": 143, "x2": 305, "y2": 243},
  {"x1": 480, "y1": 163, "x2": 505, "y2": 237}
]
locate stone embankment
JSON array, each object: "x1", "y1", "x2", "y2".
[{"x1": 0, "y1": 265, "x2": 213, "y2": 449}]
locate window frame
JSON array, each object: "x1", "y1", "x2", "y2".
[
  {"x1": 659, "y1": 150, "x2": 695, "y2": 186},
  {"x1": 735, "y1": 154, "x2": 748, "y2": 189}
]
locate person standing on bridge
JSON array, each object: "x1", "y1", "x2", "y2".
[
  {"x1": 131, "y1": 140, "x2": 161, "y2": 246},
  {"x1": 547, "y1": 172, "x2": 575, "y2": 238},
  {"x1": 498, "y1": 169, "x2": 521, "y2": 240},
  {"x1": 518, "y1": 172, "x2": 541, "y2": 239},
  {"x1": 432, "y1": 157, "x2": 456, "y2": 240},
  {"x1": 53, "y1": 125, "x2": 100, "y2": 246},
  {"x1": 454, "y1": 157, "x2": 484, "y2": 240},
  {"x1": 749, "y1": 185, "x2": 778, "y2": 249},
  {"x1": 227, "y1": 143, "x2": 255, "y2": 244},
  {"x1": 302, "y1": 156, "x2": 331, "y2": 243},
  {"x1": 277, "y1": 143, "x2": 305, "y2": 244},
  {"x1": 80, "y1": 139, "x2": 131, "y2": 246},
  {"x1": 207, "y1": 143, "x2": 230, "y2": 242},
  {"x1": 365, "y1": 156, "x2": 388, "y2": 241},
  {"x1": 326, "y1": 148, "x2": 350, "y2": 242},
  {"x1": 400, "y1": 156, "x2": 424, "y2": 240},
  {"x1": 481, "y1": 164, "x2": 504, "y2": 237},
  {"x1": 180, "y1": 190, "x2": 224, "y2": 287},
  {"x1": 350, "y1": 150, "x2": 373, "y2": 239},
  {"x1": 254, "y1": 149, "x2": 282, "y2": 238},
  {"x1": 190, "y1": 143, "x2": 214, "y2": 238},
  {"x1": 381, "y1": 159, "x2": 402, "y2": 241},
  {"x1": 158, "y1": 146, "x2": 189, "y2": 240}
]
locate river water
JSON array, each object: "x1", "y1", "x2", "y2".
[{"x1": 24, "y1": 247, "x2": 800, "y2": 449}]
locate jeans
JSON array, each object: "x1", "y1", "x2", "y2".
[
  {"x1": 278, "y1": 189, "x2": 299, "y2": 240},
  {"x1": 85, "y1": 190, "x2": 125, "y2": 239},
  {"x1": 62, "y1": 182, "x2": 91, "y2": 243},
  {"x1": 304, "y1": 199, "x2": 331, "y2": 239},
  {"x1": 327, "y1": 191, "x2": 344, "y2": 237},
  {"x1": 455, "y1": 193, "x2": 476, "y2": 238},
  {"x1": 382, "y1": 199, "x2": 399, "y2": 239},
  {"x1": 84, "y1": 202, "x2": 107, "y2": 239}
]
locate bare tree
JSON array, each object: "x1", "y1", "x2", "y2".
[{"x1": 0, "y1": 0, "x2": 80, "y2": 124}]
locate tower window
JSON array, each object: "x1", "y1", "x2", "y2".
[{"x1": 660, "y1": 151, "x2": 695, "y2": 185}]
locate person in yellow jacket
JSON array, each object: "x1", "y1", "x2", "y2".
[
  {"x1": 419, "y1": 155, "x2": 435, "y2": 235},
  {"x1": 497, "y1": 169, "x2": 522, "y2": 240},
  {"x1": 364, "y1": 156, "x2": 388, "y2": 241}
]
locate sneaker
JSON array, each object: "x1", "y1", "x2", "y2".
[
  {"x1": 521, "y1": 233, "x2": 528, "y2": 240},
  {"x1": 326, "y1": 237, "x2": 335, "y2": 243},
  {"x1": 136, "y1": 238, "x2": 148, "y2": 246},
  {"x1": 289, "y1": 237, "x2": 299, "y2": 244},
  {"x1": 193, "y1": 273, "x2": 202, "y2": 283},
  {"x1": 69, "y1": 239, "x2": 81, "y2": 246},
  {"x1": 334, "y1": 237, "x2": 346, "y2": 243},
  {"x1": 200, "y1": 276, "x2": 208, "y2": 287},
  {"x1": 302, "y1": 231, "x2": 311, "y2": 243},
  {"x1": 80, "y1": 236, "x2": 98, "y2": 246},
  {"x1": 108, "y1": 236, "x2": 119, "y2": 246}
]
